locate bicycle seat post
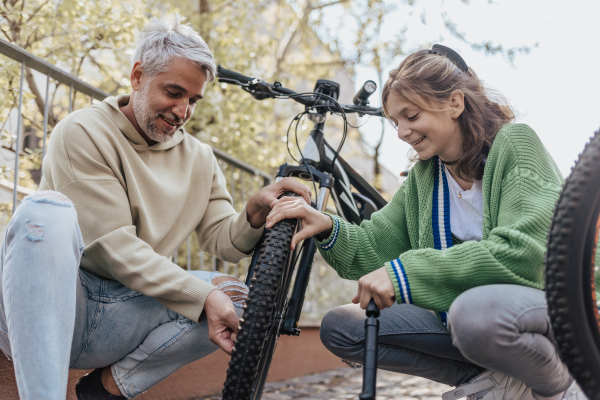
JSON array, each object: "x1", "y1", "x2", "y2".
[{"x1": 359, "y1": 299, "x2": 380, "y2": 400}]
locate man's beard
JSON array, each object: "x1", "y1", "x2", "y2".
[{"x1": 132, "y1": 84, "x2": 184, "y2": 143}]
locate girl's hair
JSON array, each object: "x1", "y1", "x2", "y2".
[
  {"x1": 133, "y1": 15, "x2": 216, "y2": 82},
  {"x1": 382, "y1": 49, "x2": 515, "y2": 181}
]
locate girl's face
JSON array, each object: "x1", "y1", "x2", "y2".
[{"x1": 386, "y1": 91, "x2": 464, "y2": 163}]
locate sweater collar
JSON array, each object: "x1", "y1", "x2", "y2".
[{"x1": 94, "y1": 95, "x2": 186, "y2": 151}]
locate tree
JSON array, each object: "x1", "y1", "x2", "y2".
[
  {"x1": 1, "y1": 0, "x2": 150, "y2": 192},
  {"x1": 1, "y1": 0, "x2": 536, "y2": 192},
  {"x1": 157, "y1": 0, "x2": 365, "y2": 175},
  {"x1": 0, "y1": 0, "x2": 536, "y2": 321},
  {"x1": 304, "y1": 0, "x2": 536, "y2": 189},
  {"x1": 350, "y1": 1, "x2": 403, "y2": 190}
]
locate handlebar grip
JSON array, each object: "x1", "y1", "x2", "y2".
[{"x1": 217, "y1": 65, "x2": 254, "y2": 84}]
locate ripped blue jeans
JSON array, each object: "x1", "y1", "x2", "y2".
[{"x1": 0, "y1": 191, "x2": 248, "y2": 399}]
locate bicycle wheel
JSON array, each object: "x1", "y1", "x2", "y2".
[
  {"x1": 546, "y1": 129, "x2": 600, "y2": 400},
  {"x1": 222, "y1": 196, "x2": 299, "y2": 400}
]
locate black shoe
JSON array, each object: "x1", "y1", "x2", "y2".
[{"x1": 75, "y1": 368, "x2": 127, "y2": 400}]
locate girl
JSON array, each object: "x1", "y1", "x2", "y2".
[{"x1": 266, "y1": 45, "x2": 583, "y2": 400}]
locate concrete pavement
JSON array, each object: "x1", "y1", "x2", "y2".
[{"x1": 200, "y1": 367, "x2": 452, "y2": 399}]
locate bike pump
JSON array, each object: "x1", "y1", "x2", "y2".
[{"x1": 359, "y1": 299, "x2": 380, "y2": 400}]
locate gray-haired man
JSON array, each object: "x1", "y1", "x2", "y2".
[{"x1": 0, "y1": 16, "x2": 310, "y2": 399}]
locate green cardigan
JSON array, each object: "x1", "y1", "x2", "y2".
[{"x1": 317, "y1": 123, "x2": 564, "y2": 313}]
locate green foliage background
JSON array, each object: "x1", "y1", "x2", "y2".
[
  {"x1": 1, "y1": 0, "x2": 384, "y2": 318},
  {"x1": 1, "y1": 0, "x2": 398, "y2": 186},
  {"x1": 1, "y1": 0, "x2": 532, "y2": 319}
]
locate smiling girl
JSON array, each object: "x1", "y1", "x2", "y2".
[{"x1": 266, "y1": 46, "x2": 583, "y2": 400}]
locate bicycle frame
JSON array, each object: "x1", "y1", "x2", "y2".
[
  {"x1": 217, "y1": 65, "x2": 388, "y2": 399},
  {"x1": 243, "y1": 112, "x2": 388, "y2": 396}
]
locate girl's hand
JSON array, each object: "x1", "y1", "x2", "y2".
[
  {"x1": 246, "y1": 178, "x2": 312, "y2": 229},
  {"x1": 352, "y1": 267, "x2": 396, "y2": 310},
  {"x1": 266, "y1": 196, "x2": 333, "y2": 250}
]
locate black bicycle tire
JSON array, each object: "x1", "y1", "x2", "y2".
[
  {"x1": 249, "y1": 238, "x2": 301, "y2": 400},
  {"x1": 546, "y1": 129, "x2": 600, "y2": 400},
  {"x1": 250, "y1": 319, "x2": 281, "y2": 399},
  {"x1": 222, "y1": 194, "x2": 299, "y2": 400}
]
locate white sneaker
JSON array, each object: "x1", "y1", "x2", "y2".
[
  {"x1": 443, "y1": 370, "x2": 533, "y2": 400},
  {"x1": 549, "y1": 381, "x2": 588, "y2": 400},
  {"x1": 443, "y1": 371, "x2": 588, "y2": 400}
]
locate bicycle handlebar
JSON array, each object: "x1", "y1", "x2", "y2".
[
  {"x1": 217, "y1": 65, "x2": 385, "y2": 117},
  {"x1": 217, "y1": 65, "x2": 254, "y2": 85}
]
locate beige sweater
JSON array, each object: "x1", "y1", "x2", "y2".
[{"x1": 39, "y1": 95, "x2": 263, "y2": 321}]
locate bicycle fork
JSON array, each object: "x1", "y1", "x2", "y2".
[
  {"x1": 246, "y1": 172, "x2": 333, "y2": 334},
  {"x1": 280, "y1": 185, "x2": 332, "y2": 336}
]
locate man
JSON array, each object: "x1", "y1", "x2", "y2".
[{"x1": 0, "y1": 16, "x2": 310, "y2": 399}]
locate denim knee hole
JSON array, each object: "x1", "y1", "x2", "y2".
[{"x1": 24, "y1": 219, "x2": 44, "y2": 242}]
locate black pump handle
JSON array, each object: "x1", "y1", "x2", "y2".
[{"x1": 359, "y1": 298, "x2": 380, "y2": 400}]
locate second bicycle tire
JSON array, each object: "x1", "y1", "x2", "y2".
[
  {"x1": 222, "y1": 200, "x2": 298, "y2": 400},
  {"x1": 546, "y1": 129, "x2": 600, "y2": 400}
]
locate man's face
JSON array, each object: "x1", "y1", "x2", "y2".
[{"x1": 132, "y1": 58, "x2": 208, "y2": 143}]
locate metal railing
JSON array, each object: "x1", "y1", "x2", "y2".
[{"x1": 0, "y1": 38, "x2": 272, "y2": 280}]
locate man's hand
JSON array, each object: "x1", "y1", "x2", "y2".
[
  {"x1": 246, "y1": 178, "x2": 312, "y2": 229},
  {"x1": 352, "y1": 267, "x2": 396, "y2": 310},
  {"x1": 204, "y1": 289, "x2": 240, "y2": 354}
]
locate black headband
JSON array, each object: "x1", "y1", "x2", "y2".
[{"x1": 430, "y1": 44, "x2": 468, "y2": 73}]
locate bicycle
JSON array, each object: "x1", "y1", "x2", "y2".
[
  {"x1": 545, "y1": 129, "x2": 600, "y2": 400},
  {"x1": 216, "y1": 66, "x2": 387, "y2": 400}
]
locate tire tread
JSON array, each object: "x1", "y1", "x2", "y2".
[
  {"x1": 546, "y1": 129, "x2": 600, "y2": 399},
  {"x1": 222, "y1": 193, "x2": 299, "y2": 400}
]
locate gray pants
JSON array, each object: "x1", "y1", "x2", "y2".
[{"x1": 320, "y1": 285, "x2": 572, "y2": 397}]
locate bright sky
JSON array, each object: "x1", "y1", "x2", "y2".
[{"x1": 349, "y1": 0, "x2": 600, "y2": 178}]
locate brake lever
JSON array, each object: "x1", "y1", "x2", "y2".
[
  {"x1": 218, "y1": 78, "x2": 250, "y2": 86},
  {"x1": 348, "y1": 105, "x2": 384, "y2": 118},
  {"x1": 247, "y1": 80, "x2": 278, "y2": 100}
]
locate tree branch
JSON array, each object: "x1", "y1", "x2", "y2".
[
  {"x1": 310, "y1": 60, "x2": 348, "y2": 67},
  {"x1": 24, "y1": 66, "x2": 57, "y2": 127},
  {"x1": 5, "y1": 9, "x2": 20, "y2": 43},
  {"x1": 312, "y1": 0, "x2": 348, "y2": 10},
  {"x1": 25, "y1": 0, "x2": 51, "y2": 24},
  {"x1": 275, "y1": 0, "x2": 313, "y2": 71},
  {"x1": 0, "y1": 104, "x2": 16, "y2": 137},
  {"x1": 199, "y1": 0, "x2": 210, "y2": 14},
  {"x1": 275, "y1": 17, "x2": 301, "y2": 66},
  {"x1": 18, "y1": 0, "x2": 25, "y2": 27},
  {"x1": 23, "y1": 28, "x2": 46, "y2": 49},
  {"x1": 87, "y1": 52, "x2": 123, "y2": 94},
  {"x1": 442, "y1": 13, "x2": 535, "y2": 65},
  {"x1": 50, "y1": 81, "x2": 59, "y2": 115},
  {"x1": 74, "y1": 49, "x2": 89, "y2": 77},
  {"x1": 20, "y1": 112, "x2": 44, "y2": 132},
  {"x1": 0, "y1": 26, "x2": 12, "y2": 41},
  {"x1": 213, "y1": 0, "x2": 236, "y2": 14}
]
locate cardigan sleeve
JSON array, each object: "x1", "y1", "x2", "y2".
[
  {"x1": 387, "y1": 124, "x2": 564, "y2": 311},
  {"x1": 316, "y1": 181, "x2": 412, "y2": 280}
]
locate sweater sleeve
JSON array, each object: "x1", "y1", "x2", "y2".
[
  {"x1": 387, "y1": 124, "x2": 564, "y2": 311},
  {"x1": 194, "y1": 156, "x2": 263, "y2": 260},
  {"x1": 47, "y1": 120, "x2": 223, "y2": 322},
  {"x1": 316, "y1": 182, "x2": 412, "y2": 280}
]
